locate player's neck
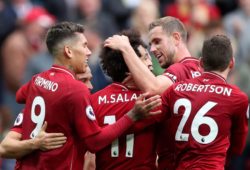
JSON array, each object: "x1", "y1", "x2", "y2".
[
  {"x1": 122, "y1": 76, "x2": 138, "y2": 90},
  {"x1": 175, "y1": 46, "x2": 191, "y2": 63},
  {"x1": 210, "y1": 70, "x2": 229, "y2": 80},
  {"x1": 54, "y1": 58, "x2": 75, "y2": 74}
]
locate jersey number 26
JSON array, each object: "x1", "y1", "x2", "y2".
[{"x1": 174, "y1": 98, "x2": 218, "y2": 144}]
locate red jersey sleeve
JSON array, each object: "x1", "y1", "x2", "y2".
[
  {"x1": 230, "y1": 93, "x2": 249, "y2": 155},
  {"x1": 11, "y1": 110, "x2": 24, "y2": 134},
  {"x1": 161, "y1": 86, "x2": 173, "y2": 120},
  {"x1": 16, "y1": 82, "x2": 30, "y2": 104},
  {"x1": 163, "y1": 57, "x2": 202, "y2": 83},
  {"x1": 163, "y1": 64, "x2": 180, "y2": 83},
  {"x1": 67, "y1": 84, "x2": 101, "y2": 139}
]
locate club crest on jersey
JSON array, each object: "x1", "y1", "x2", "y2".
[
  {"x1": 247, "y1": 105, "x2": 249, "y2": 119},
  {"x1": 14, "y1": 112, "x2": 24, "y2": 126},
  {"x1": 86, "y1": 105, "x2": 96, "y2": 120}
]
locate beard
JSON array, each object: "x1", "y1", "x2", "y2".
[{"x1": 161, "y1": 51, "x2": 175, "y2": 69}]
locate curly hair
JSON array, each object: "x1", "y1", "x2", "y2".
[{"x1": 100, "y1": 29, "x2": 147, "y2": 82}]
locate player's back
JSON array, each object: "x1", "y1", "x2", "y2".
[
  {"x1": 161, "y1": 72, "x2": 249, "y2": 169},
  {"x1": 91, "y1": 83, "x2": 158, "y2": 170},
  {"x1": 157, "y1": 57, "x2": 203, "y2": 170},
  {"x1": 16, "y1": 65, "x2": 95, "y2": 170}
]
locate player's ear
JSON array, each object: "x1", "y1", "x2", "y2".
[
  {"x1": 172, "y1": 32, "x2": 181, "y2": 46},
  {"x1": 229, "y1": 57, "x2": 235, "y2": 69},
  {"x1": 64, "y1": 45, "x2": 73, "y2": 59}
]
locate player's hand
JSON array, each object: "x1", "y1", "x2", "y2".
[
  {"x1": 34, "y1": 121, "x2": 67, "y2": 151},
  {"x1": 104, "y1": 35, "x2": 131, "y2": 51},
  {"x1": 127, "y1": 93, "x2": 162, "y2": 121}
]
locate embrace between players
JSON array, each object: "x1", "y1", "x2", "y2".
[{"x1": 0, "y1": 16, "x2": 248, "y2": 170}]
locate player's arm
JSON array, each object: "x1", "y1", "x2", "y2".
[
  {"x1": 229, "y1": 103, "x2": 249, "y2": 155},
  {"x1": 225, "y1": 102, "x2": 249, "y2": 168},
  {"x1": 83, "y1": 151, "x2": 95, "y2": 170},
  {"x1": 104, "y1": 35, "x2": 172, "y2": 95},
  {"x1": 0, "y1": 131, "x2": 36, "y2": 159},
  {"x1": 84, "y1": 93, "x2": 162, "y2": 153},
  {"x1": 0, "y1": 122, "x2": 67, "y2": 159}
]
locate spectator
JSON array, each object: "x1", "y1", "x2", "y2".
[
  {"x1": 223, "y1": 0, "x2": 250, "y2": 64},
  {"x1": 2, "y1": 6, "x2": 55, "y2": 93},
  {"x1": 75, "y1": 0, "x2": 119, "y2": 39}
]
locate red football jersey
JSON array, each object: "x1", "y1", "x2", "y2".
[
  {"x1": 163, "y1": 57, "x2": 202, "y2": 83},
  {"x1": 157, "y1": 57, "x2": 202, "y2": 170},
  {"x1": 15, "y1": 65, "x2": 101, "y2": 170},
  {"x1": 90, "y1": 83, "x2": 159, "y2": 170},
  {"x1": 161, "y1": 72, "x2": 249, "y2": 169}
]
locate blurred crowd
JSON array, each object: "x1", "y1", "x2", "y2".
[{"x1": 0, "y1": 0, "x2": 250, "y2": 169}]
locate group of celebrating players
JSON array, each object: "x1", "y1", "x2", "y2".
[{"x1": 0, "y1": 16, "x2": 249, "y2": 170}]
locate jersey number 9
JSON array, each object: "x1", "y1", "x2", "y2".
[{"x1": 30, "y1": 96, "x2": 46, "y2": 139}]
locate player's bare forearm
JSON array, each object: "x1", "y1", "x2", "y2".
[
  {"x1": 104, "y1": 35, "x2": 169, "y2": 95},
  {"x1": 0, "y1": 131, "x2": 34, "y2": 158},
  {"x1": 121, "y1": 48, "x2": 173, "y2": 94},
  {"x1": 0, "y1": 122, "x2": 67, "y2": 159},
  {"x1": 121, "y1": 46, "x2": 161, "y2": 94}
]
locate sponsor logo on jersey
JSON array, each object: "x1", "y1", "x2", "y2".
[
  {"x1": 191, "y1": 71, "x2": 201, "y2": 78},
  {"x1": 86, "y1": 105, "x2": 96, "y2": 120}
]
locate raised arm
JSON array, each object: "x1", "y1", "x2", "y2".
[{"x1": 104, "y1": 35, "x2": 172, "y2": 95}]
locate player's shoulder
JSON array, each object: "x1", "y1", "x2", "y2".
[
  {"x1": 71, "y1": 80, "x2": 89, "y2": 92},
  {"x1": 92, "y1": 83, "x2": 130, "y2": 96},
  {"x1": 230, "y1": 84, "x2": 249, "y2": 102},
  {"x1": 91, "y1": 84, "x2": 112, "y2": 98},
  {"x1": 165, "y1": 58, "x2": 199, "y2": 73},
  {"x1": 167, "y1": 62, "x2": 183, "y2": 71}
]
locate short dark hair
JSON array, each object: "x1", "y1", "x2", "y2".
[
  {"x1": 100, "y1": 29, "x2": 147, "y2": 82},
  {"x1": 202, "y1": 34, "x2": 233, "y2": 72},
  {"x1": 149, "y1": 16, "x2": 187, "y2": 42},
  {"x1": 46, "y1": 21, "x2": 85, "y2": 56}
]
